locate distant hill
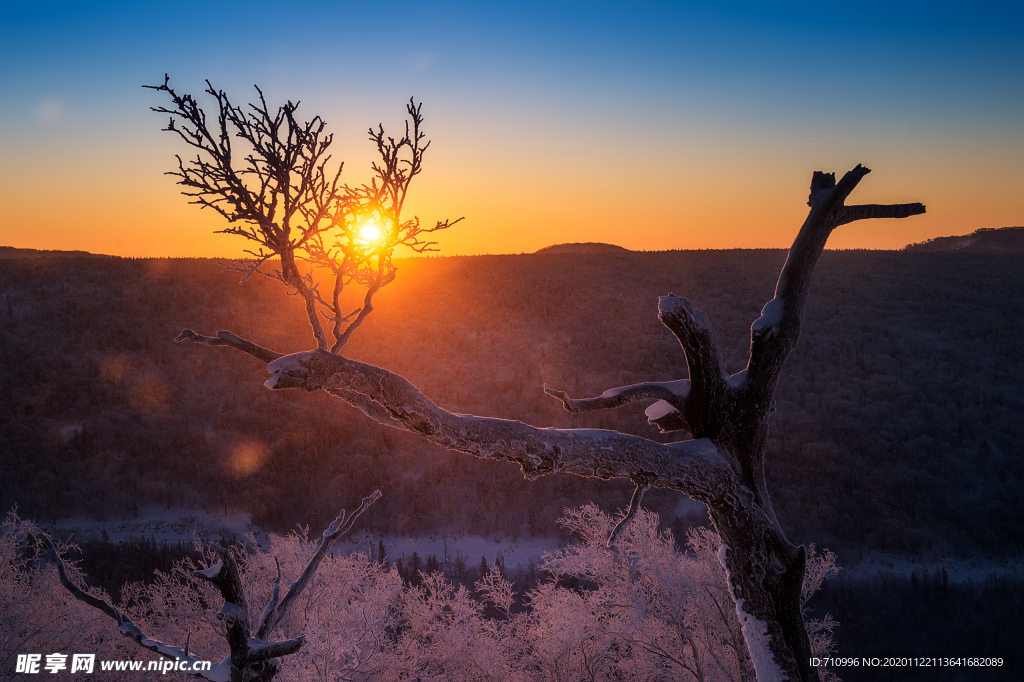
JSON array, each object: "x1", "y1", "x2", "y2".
[
  {"x1": 0, "y1": 246, "x2": 112, "y2": 259},
  {"x1": 535, "y1": 242, "x2": 631, "y2": 255},
  {"x1": 904, "y1": 226, "x2": 1024, "y2": 254}
]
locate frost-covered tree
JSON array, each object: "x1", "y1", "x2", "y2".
[
  {"x1": 519, "y1": 504, "x2": 839, "y2": 682},
  {"x1": 38, "y1": 493, "x2": 379, "y2": 681},
  {"x1": 0, "y1": 512, "x2": 136, "y2": 679},
  {"x1": 151, "y1": 76, "x2": 921, "y2": 680},
  {"x1": 7, "y1": 505, "x2": 838, "y2": 681}
]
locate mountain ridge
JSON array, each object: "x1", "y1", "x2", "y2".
[{"x1": 904, "y1": 226, "x2": 1024, "y2": 254}]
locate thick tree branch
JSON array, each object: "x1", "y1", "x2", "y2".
[
  {"x1": 839, "y1": 203, "x2": 926, "y2": 225},
  {"x1": 657, "y1": 295, "x2": 729, "y2": 438},
  {"x1": 543, "y1": 379, "x2": 690, "y2": 414},
  {"x1": 193, "y1": 550, "x2": 253, "y2": 668},
  {"x1": 174, "y1": 329, "x2": 283, "y2": 363},
  {"x1": 171, "y1": 329, "x2": 413, "y2": 433},
  {"x1": 326, "y1": 387, "x2": 412, "y2": 430},
  {"x1": 658, "y1": 296, "x2": 727, "y2": 389},
  {"x1": 264, "y1": 350, "x2": 735, "y2": 502},
  {"x1": 747, "y1": 165, "x2": 925, "y2": 393},
  {"x1": 193, "y1": 549, "x2": 305, "y2": 673}
]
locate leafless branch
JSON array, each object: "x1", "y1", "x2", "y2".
[
  {"x1": 264, "y1": 350, "x2": 734, "y2": 500},
  {"x1": 174, "y1": 329, "x2": 283, "y2": 363},
  {"x1": 839, "y1": 203, "x2": 927, "y2": 225},
  {"x1": 148, "y1": 77, "x2": 459, "y2": 353},
  {"x1": 544, "y1": 379, "x2": 690, "y2": 414},
  {"x1": 607, "y1": 477, "x2": 653, "y2": 548},
  {"x1": 256, "y1": 490, "x2": 381, "y2": 639},
  {"x1": 39, "y1": 533, "x2": 220, "y2": 679}
]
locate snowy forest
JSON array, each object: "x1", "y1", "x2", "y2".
[{"x1": 2, "y1": 247, "x2": 1022, "y2": 680}]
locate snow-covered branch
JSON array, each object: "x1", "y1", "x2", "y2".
[
  {"x1": 658, "y1": 296, "x2": 727, "y2": 391},
  {"x1": 192, "y1": 550, "x2": 257, "y2": 663},
  {"x1": 264, "y1": 350, "x2": 734, "y2": 501},
  {"x1": 543, "y1": 379, "x2": 689, "y2": 414},
  {"x1": 326, "y1": 387, "x2": 411, "y2": 430},
  {"x1": 657, "y1": 295, "x2": 730, "y2": 438},
  {"x1": 174, "y1": 329, "x2": 283, "y2": 363},
  {"x1": 256, "y1": 490, "x2": 381, "y2": 639},
  {"x1": 39, "y1": 534, "x2": 221, "y2": 680}
]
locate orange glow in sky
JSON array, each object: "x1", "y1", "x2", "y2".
[
  {"x1": 0, "y1": 125, "x2": 1019, "y2": 258},
  {"x1": 1, "y1": 4, "x2": 1020, "y2": 257}
]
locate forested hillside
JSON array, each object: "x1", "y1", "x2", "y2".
[
  {"x1": 2, "y1": 250, "x2": 1022, "y2": 560},
  {"x1": 904, "y1": 226, "x2": 1024, "y2": 254}
]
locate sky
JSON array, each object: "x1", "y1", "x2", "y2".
[{"x1": 1, "y1": 1, "x2": 1022, "y2": 257}]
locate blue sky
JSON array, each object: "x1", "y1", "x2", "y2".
[{"x1": 1, "y1": 1, "x2": 1021, "y2": 255}]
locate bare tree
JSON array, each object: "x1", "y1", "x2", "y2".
[
  {"x1": 43, "y1": 491, "x2": 380, "y2": 681},
  {"x1": 145, "y1": 75, "x2": 460, "y2": 354},
  {"x1": 163, "y1": 79, "x2": 923, "y2": 680}
]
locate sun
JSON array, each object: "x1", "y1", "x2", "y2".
[{"x1": 359, "y1": 221, "x2": 382, "y2": 243}]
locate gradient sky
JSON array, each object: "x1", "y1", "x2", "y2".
[{"x1": 1, "y1": 1, "x2": 1021, "y2": 257}]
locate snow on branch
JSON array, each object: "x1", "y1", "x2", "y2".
[
  {"x1": 543, "y1": 379, "x2": 689, "y2": 414},
  {"x1": 174, "y1": 329, "x2": 283, "y2": 363},
  {"x1": 264, "y1": 350, "x2": 734, "y2": 501},
  {"x1": 326, "y1": 387, "x2": 413, "y2": 430},
  {"x1": 644, "y1": 400, "x2": 690, "y2": 433},
  {"x1": 607, "y1": 476, "x2": 653, "y2": 548},
  {"x1": 256, "y1": 490, "x2": 381, "y2": 639}
]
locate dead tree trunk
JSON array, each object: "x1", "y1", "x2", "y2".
[{"x1": 181, "y1": 165, "x2": 924, "y2": 680}]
